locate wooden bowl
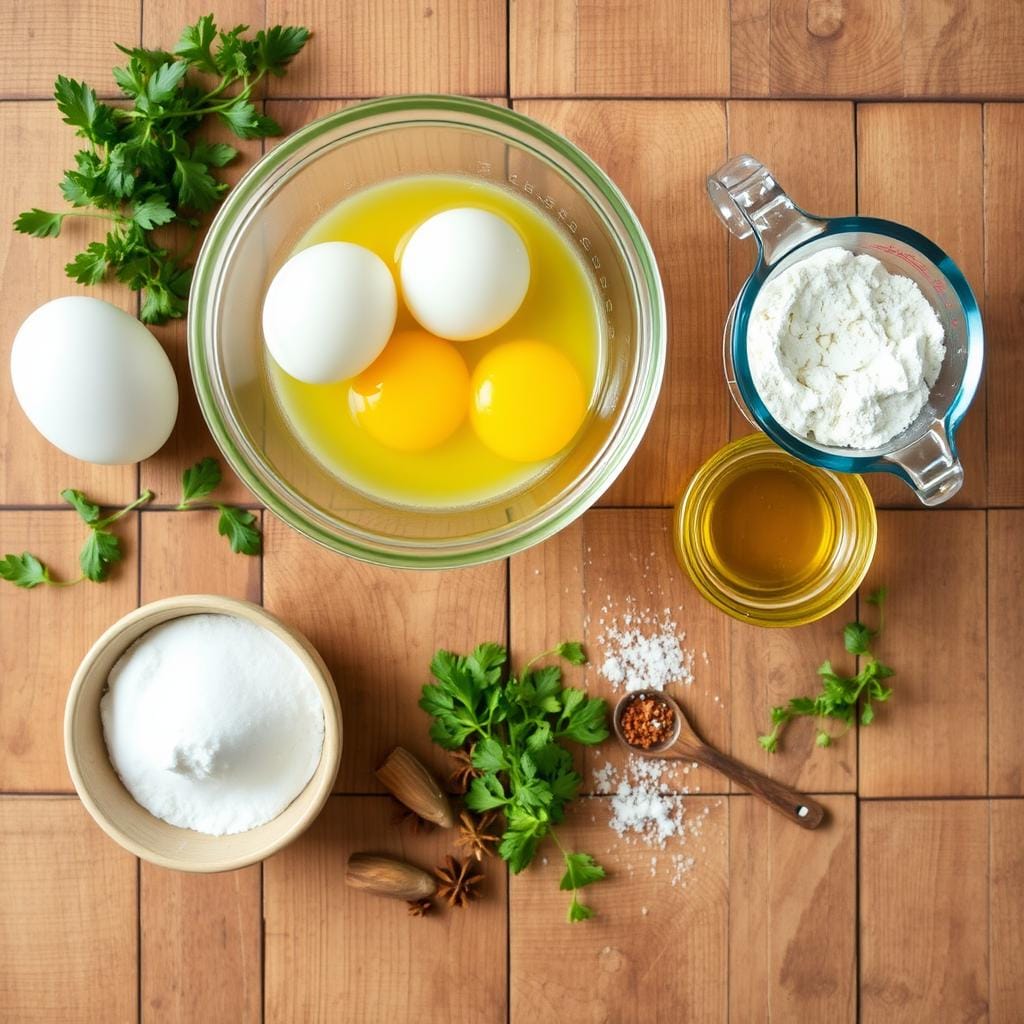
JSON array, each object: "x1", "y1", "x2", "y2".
[{"x1": 64, "y1": 595, "x2": 342, "y2": 872}]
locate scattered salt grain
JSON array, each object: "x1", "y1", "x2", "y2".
[
  {"x1": 593, "y1": 757, "x2": 722, "y2": 886},
  {"x1": 596, "y1": 600, "x2": 695, "y2": 692}
]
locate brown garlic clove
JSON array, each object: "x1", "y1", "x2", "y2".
[
  {"x1": 375, "y1": 746, "x2": 455, "y2": 829},
  {"x1": 345, "y1": 854, "x2": 438, "y2": 901}
]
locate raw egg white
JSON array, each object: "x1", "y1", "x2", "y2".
[
  {"x1": 400, "y1": 208, "x2": 530, "y2": 341},
  {"x1": 262, "y1": 241, "x2": 397, "y2": 383},
  {"x1": 10, "y1": 296, "x2": 178, "y2": 465}
]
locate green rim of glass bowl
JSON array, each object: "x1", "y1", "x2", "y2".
[
  {"x1": 674, "y1": 434, "x2": 878, "y2": 627},
  {"x1": 188, "y1": 94, "x2": 666, "y2": 569}
]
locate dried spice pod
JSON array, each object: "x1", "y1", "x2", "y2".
[
  {"x1": 406, "y1": 898, "x2": 433, "y2": 917},
  {"x1": 376, "y1": 746, "x2": 455, "y2": 828},
  {"x1": 435, "y1": 855, "x2": 484, "y2": 908},
  {"x1": 455, "y1": 810, "x2": 500, "y2": 862},
  {"x1": 345, "y1": 854, "x2": 438, "y2": 901},
  {"x1": 447, "y1": 745, "x2": 480, "y2": 794}
]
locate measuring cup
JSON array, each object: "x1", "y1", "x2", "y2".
[{"x1": 707, "y1": 155, "x2": 983, "y2": 507}]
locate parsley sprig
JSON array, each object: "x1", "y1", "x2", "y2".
[
  {"x1": 758, "y1": 587, "x2": 893, "y2": 753},
  {"x1": 0, "y1": 487, "x2": 153, "y2": 588},
  {"x1": 420, "y1": 642, "x2": 609, "y2": 922},
  {"x1": 177, "y1": 456, "x2": 261, "y2": 555},
  {"x1": 13, "y1": 15, "x2": 310, "y2": 323}
]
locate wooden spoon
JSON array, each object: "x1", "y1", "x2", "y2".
[{"x1": 612, "y1": 691, "x2": 825, "y2": 830}]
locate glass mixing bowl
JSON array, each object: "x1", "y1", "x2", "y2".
[{"x1": 189, "y1": 96, "x2": 665, "y2": 568}]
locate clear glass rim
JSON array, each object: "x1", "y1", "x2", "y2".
[
  {"x1": 188, "y1": 94, "x2": 666, "y2": 569},
  {"x1": 729, "y1": 216, "x2": 984, "y2": 477}
]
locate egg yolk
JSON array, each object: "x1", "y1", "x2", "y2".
[
  {"x1": 348, "y1": 329, "x2": 469, "y2": 452},
  {"x1": 470, "y1": 340, "x2": 587, "y2": 462}
]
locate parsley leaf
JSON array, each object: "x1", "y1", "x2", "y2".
[
  {"x1": 60, "y1": 488, "x2": 101, "y2": 523},
  {"x1": 175, "y1": 456, "x2": 262, "y2": 556},
  {"x1": 79, "y1": 529, "x2": 122, "y2": 582},
  {"x1": 559, "y1": 851, "x2": 606, "y2": 923},
  {"x1": 2, "y1": 488, "x2": 152, "y2": 591},
  {"x1": 420, "y1": 641, "x2": 608, "y2": 921},
  {"x1": 14, "y1": 16, "x2": 311, "y2": 322},
  {"x1": 178, "y1": 456, "x2": 222, "y2": 506},
  {"x1": 759, "y1": 588, "x2": 894, "y2": 753},
  {"x1": 14, "y1": 209, "x2": 65, "y2": 238},
  {"x1": 0, "y1": 552, "x2": 58, "y2": 589},
  {"x1": 217, "y1": 504, "x2": 261, "y2": 555}
]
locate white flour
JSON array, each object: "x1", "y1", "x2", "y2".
[
  {"x1": 101, "y1": 614, "x2": 324, "y2": 836},
  {"x1": 748, "y1": 246, "x2": 945, "y2": 448}
]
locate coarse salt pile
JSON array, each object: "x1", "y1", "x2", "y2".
[
  {"x1": 595, "y1": 602, "x2": 694, "y2": 692},
  {"x1": 593, "y1": 756, "x2": 719, "y2": 887}
]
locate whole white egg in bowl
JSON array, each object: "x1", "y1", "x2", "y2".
[{"x1": 189, "y1": 95, "x2": 666, "y2": 568}]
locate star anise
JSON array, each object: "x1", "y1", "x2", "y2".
[
  {"x1": 406, "y1": 898, "x2": 433, "y2": 917},
  {"x1": 391, "y1": 797, "x2": 435, "y2": 833},
  {"x1": 455, "y1": 810, "x2": 500, "y2": 862},
  {"x1": 447, "y1": 745, "x2": 481, "y2": 794},
  {"x1": 434, "y1": 854, "x2": 484, "y2": 908}
]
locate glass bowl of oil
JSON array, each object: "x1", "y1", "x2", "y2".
[
  {"x1": 675, "y1": 434, "x2": 877, "y2": 627},
  {"x1": 189, "y1": 96, "x2": 665, "y2": 568}
]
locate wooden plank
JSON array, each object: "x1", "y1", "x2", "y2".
[
  {"x1": 858, "y1": 511, "x2": 987, "y2": 797},
  {"x1": 729, "y1": 0, "x2": 770, "y2": 97},
  {"x1": 991, "y1": 800, "x2": 1024, "y2": 1020},
  {"x1": 903, "y1": 1, "x2": 1024, "y2": 98},
  {"x1": 510, "y1": 508, "x2": 730, "y2": 796},
  {"x1": 141, "y1": 866, "x2": 261, "y2": 1023},
  {"x1": 0, "y1": 797, "x2": 137, "y2": 1021},
  {"x1": 265, "y1": 795, "x2": 507, "y2": 1022},
  {"x1": 725, "y1": 100, "x2": 855, "y2": 437},
  {"x1": 509, "y1": 796, "x2": 729, "y2": 1023},
  {"x1": 729, "y1": 794, "x2": 855, "y2": 1022},
  {"x1": 137, "y1": 508, "x2": 262, "y2": 1022},
  {"x1": 510, "y1": 0, "x2": 730, "y2": 98},
  {"x1": 515, "y1": 100, "x2": 730, "y2": 506},
  {"x1": 0, "y1": 1, "x2": 140, "y2": 97},
  {"x1": 730, "y1": 600, "x2": 857, "y2": 794},
  {"x1": 139, "y1": 509, "x2": 260, "y2": 604},
  {"x1": 857, "y1": 103, "x2": 986, "y2": 508},
  {"x1": 264, "y1": 0, "x2": 506, "y2": 97},
  {"x1": 984, "y1": 104, "x2": 1024, "y2": 506},
  {"x1": 761, "y1": 0, "x2": 903, "y2": 98},
  {"x1": 262, "y1": 515, "x2": 506, "y2": 793},
  {"x1": 989, "y1": 511, "x2": 1024, "y2": 796},
  {"x1": 0, "y1": 510, "x2": 138, "y2": 792},
  {"x1": 860, "y1": 800, "x2": 989, "y2": 1023},
  {"x1": 0, "y1": 103, "x2": 137, "y2": 506},
  {"x1": 747, "y1": 3, "x2": 1024, "y2": 99}
]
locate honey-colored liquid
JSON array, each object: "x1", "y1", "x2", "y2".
[{"x1": 707, "y1": 464, "x2": 832, "y2": 588}]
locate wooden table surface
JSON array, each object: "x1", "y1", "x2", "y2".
[{"x1": 1, "y1": 2, "x2": 1022, "y2": 1021}]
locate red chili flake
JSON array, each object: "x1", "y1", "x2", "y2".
[{"x1": 620, "y1": 693, "x2": 676, "y2": 749}]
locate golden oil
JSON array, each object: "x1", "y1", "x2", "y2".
[
  {"x1": 675, "y1": 434, "x2": 877, "y2": 627},
  {"x1": 706, "y1": 463, "x2": 833, "y2": 588}
]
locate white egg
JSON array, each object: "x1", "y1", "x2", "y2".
[
  {"x1": 262, "y1": 241, "x2": 397, "y2": 383},
  {"x1": 10, "y1": 297, "x2": 178, "y2": 465},
  {"x1": 400, "y1": 208, "x2": 530, "y2": 341}
]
